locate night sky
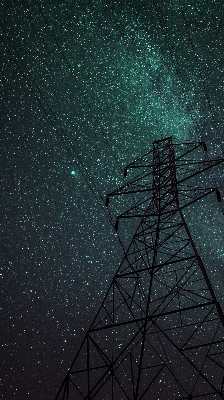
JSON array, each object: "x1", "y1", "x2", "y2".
[{"x1": 1, "y1": 1, "x2": 224, "y2": 399}]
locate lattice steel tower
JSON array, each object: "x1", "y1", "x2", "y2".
[{"x1": 56, "y1": 137, "x2": 224, "y2": 399}]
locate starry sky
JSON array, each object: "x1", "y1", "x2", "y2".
[{"x1": 1, "y1": 1, "x2": 224, "y2": 399}]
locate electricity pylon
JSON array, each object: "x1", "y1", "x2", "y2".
[{"x1": 56, "y1": 137, "x2": 224, "y2": 399}]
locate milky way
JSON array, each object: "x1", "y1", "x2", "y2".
[{"x1": 1, "y1": 1, "x2": 224, "y2": 399}]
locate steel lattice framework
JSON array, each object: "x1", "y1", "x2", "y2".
[{"x1": 56, "y1": 137, "x2": 224, "y2": 399}]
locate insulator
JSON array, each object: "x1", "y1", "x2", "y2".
[
  {"x1": 124, "y1": 168, "x2": 127, "y2": 178},
  {"x1": 115, "y1": 219, "x2": 119, "y2": 231},
  {"x1": 216, "y1": 190, "x2": 221, "y2": 202},
  {"x1": 105, "y1": 196, "x2": 109, "y2": 207}
]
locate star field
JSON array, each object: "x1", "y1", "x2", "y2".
[{"x1": 1, "y1": 1, "x2": 224, "y2": 399}]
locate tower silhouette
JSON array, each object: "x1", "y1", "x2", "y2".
[{"x1": 56, "y1": 137, "x2": 224, "y2": 399}]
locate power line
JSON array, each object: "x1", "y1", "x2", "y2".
[{"x1": 1, "y1": 20, "x2": 128, "y2": 251}]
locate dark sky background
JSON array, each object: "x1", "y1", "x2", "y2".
[{"x1": 1, "y1": 1, "x2": 224, "y2": 399}]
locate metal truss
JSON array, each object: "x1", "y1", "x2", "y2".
[{"x1": 55, "y1": 137, "x2": 224, "y2": 399}]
